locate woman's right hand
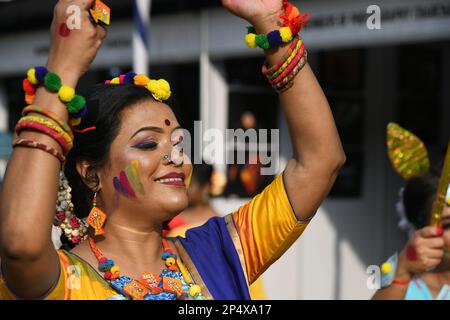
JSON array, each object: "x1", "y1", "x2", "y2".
[
  {"x1": 47, "y1": 0, "x2": 107, "y2": 86},
  {"x1": 397, "y1": 226, "x2": 445, "y2": 278}
]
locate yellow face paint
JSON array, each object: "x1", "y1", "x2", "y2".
[{"x1": 124, "y1": 160, "x2": 144, "y2": 195}]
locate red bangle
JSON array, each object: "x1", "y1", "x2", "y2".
[
  {"x1": 392, "y1": 279, "x2": 410, "y2": 286},
  {"x1": 22, "y1": 105, "x2": 73, "y2": 138},
  {"x1": 13, "y1": 139, "x2": 66, "y2": 162},
  {"x1": 274, "y1": 51, "x2": 308, "y2": 92},
  {"x1": 270, "y1": 44, "x2": 305, "y2": 85},
  {"x1": 262, "y1": 36, "x2": 300, "y2": 76},
  {"x1": 15, "y1": 121, "x2": 71, "y2": 155}
]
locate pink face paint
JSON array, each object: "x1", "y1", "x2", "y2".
[
  {"x1": 165, "y1": 119, "x2": 171, "y2": 126},
  {"x1": 59, "y1": 23, "x2": 71, "y2": 37},
  {"x1": 406, "y1": 245, "x2": 417, "y2": 261},
  {"x1": 119, "y1": 171, "x2": 136, "y2": 198},
  {"x1": 113, "y1": 171, "x2": 136, "y2": 198}
]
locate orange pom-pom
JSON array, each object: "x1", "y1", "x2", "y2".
[
  {"x1": 134, "y1": 74, "x2": 151, "y2": 86},
  {"x1": 25, "y1": 93, "x2": 35, "y2": 104}
]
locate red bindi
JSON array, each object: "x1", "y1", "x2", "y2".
[
  {"x1": 406, "y1": 245, "x2": 417, "y2": 261},
  {"x1": 165, "y1": 119, "x2": 171, "y2": 126},
  {"x1": 59, "y1": 23, "x2": 71, "y2": 37}
]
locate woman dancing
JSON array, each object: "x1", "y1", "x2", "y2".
[{"x1": 0, "y1": 0, "x2": 345, "y2": 300}]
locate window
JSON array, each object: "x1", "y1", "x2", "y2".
[
  {"x1": 318, "y1": 49, "x2": 366, "y2": 198},
  {"x1": 396, "y1": 44, "x2": 442, "y2": 147}
]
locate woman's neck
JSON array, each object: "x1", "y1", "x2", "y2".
[{"x1": 93, "y1": 217, "x2": 168, "y2": 276}]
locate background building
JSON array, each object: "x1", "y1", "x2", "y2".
[{"x1": 0, "y1": 0, "x2": 449, "y2": 299}]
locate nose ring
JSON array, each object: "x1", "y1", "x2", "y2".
[{"x1": 162, "y1": 154, "x2": 172, "y2": 164}]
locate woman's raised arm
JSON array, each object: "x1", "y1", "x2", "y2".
[
  {"x1": 0, "y1": 0, "x2": 105, "y2": 299},
  {"x1": 223, "y1": 0, "x2": 346, "y2": 220}
]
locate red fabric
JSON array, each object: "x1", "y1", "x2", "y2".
[{"x1": 167, "y1": 215, "x2": 188, "y2": 230}]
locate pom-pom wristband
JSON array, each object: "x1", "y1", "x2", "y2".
[
  {"x1": 15, "y1": 118, "x2": 73, "y2": 155},
  {"x1": 13, "y1": 138, "x2": 66, "y2": 163},
  {"x1": 22, "y1": 105, "x2": 73, "y2": 138},
  {"x1": 25, "y1": 66, "x2": 86, "y2": 120},
  {"x1": 245, "y1": 1, "x2": 310, "y2": 50},
  {"x1": 245, "y1": 26, "x2": 293, "y2": 50}
]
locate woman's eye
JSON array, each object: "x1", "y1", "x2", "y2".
[{"x1": 133, "y1": 141, "x2": 158, "y2": 150}]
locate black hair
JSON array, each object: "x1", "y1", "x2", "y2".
[
  {"x1": 64, "y1": 84, "x2": 155, "y2": 219},
  {"x1": 403, "y1": 172, "x2": 440, "y2": 229},
  {"x1": 192, "y1": 163, "x2": 214, "y2": 187}
]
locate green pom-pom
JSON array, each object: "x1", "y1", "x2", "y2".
[
  {"x1": 66, "y1": 95, "x2": 86, "y2": 113},
  {"x1": 246, "y1": 26, "x2": 256, "y2": 34},
  {"x1": 255, "y1": 34, "x2": 270, "y2": 50},
  {"x1": 44, "y1": 72, "x2": 62, "y2": 92}
]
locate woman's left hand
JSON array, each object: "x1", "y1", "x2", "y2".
[{"x1": 222, "y1": 0, "x2": 283, "y2": 32}]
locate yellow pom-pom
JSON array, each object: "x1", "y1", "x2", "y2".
[
  {"x1": 147, "y1": 79, "x2": 171, "y2": 101},
  {"x1": 69, "y1": 118, "x2": 82, "y2": 126},
  {"x1": 381, "y1": 262, "x2": 392, "y2": 274},
  {"x1": 27, "y1": 68, "x2": 38, "y2": 85},
  {"x1": 134, "y1": 74, "x2": 151, "y2": 86},
  {"x1": 245, "y1": 33, "x2": 257, "y2": 48},
  {"x1": 189, "y1": 284, "x2": 201, "y2": 297},
  {"x1": 110, "y1": 77, "x2": 120, "y2": 84},
  {"x1": 58, "y1": 85, "x2": 75, "y2": 102},
  {"x1": 279, "y1": 27, "x2": 293, "y2": 43},
  {"x1": 110, "y1": 265, "x2": 120, "y2": 274},
  {"x1": 165, "y1": 257, "x2": 176, "y2": 267}
]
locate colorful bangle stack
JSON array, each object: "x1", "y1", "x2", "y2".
[
  {"x1": 261, "y1": 35, "x2": 308, "y2": 93},
  {"x1": 245, "y1": 0, "x2": 310, "y2": 50},
  {"x1": 23, "y1": 66, "x2": 88, "y2": 127},
  {"x1": 15, "y1": 115, "x2": 73, "y2": 156},
  {"x1": 22, "y1": 105, "x2": 73, "y2": 139}
]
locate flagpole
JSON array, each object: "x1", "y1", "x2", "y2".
[{"x1": 133, "y1": 0, "x2": 151, "y2": 74}]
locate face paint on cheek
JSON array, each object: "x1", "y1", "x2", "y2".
[
  {"x1": 406, "y1": 245, "x2": 417, "y2": 261},
  {"x1": 125, "y1": 160, "x2": 144, "y2": 195},
  {"x1": 113, "y1": 171, "x2": 136, "y2": 199}
]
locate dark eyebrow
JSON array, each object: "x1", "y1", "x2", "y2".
[
  {"x1": 130, "y1": 126, "x2": 164, "y2": 139},
  {"x1": 130, "y1": 125, "x2": 183, "y2": 140}
]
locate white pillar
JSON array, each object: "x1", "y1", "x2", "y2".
[
  {"x1": 133, "y1": 0, "x2": 151, "y2": 74},
  {"x1": 200, "y1": 10, "x2": 229, "y2": 176}
]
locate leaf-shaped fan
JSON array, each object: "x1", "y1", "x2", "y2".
[{"x1": 386, "y1": 122, "x2": 430, "y2": 180}]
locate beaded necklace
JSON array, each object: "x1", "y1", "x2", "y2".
[{"x1": 88, "y1": 236, "x2": 205, "y2": 300}]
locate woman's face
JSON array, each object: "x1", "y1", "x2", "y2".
[{"x1": 97, "y1": 99, "x2": 192, "y2": 226}]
